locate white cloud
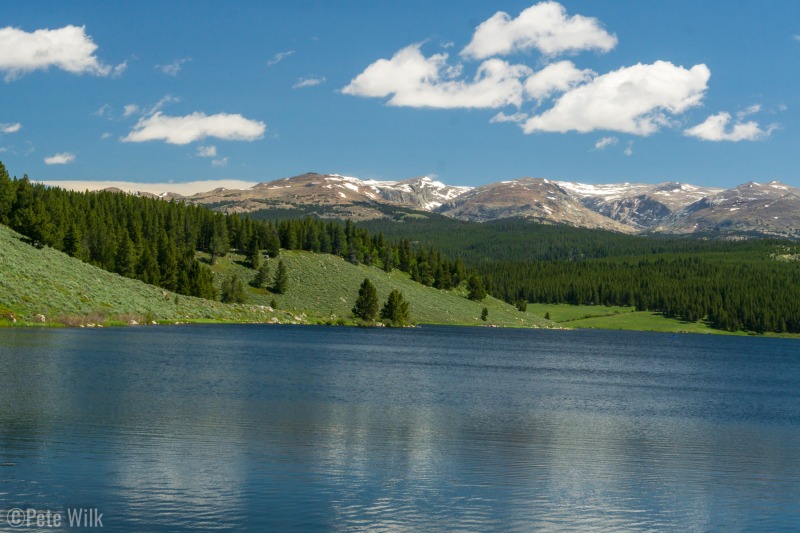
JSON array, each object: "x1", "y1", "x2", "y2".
[
  {"x1": 94, "y1": 104, "x2": 112, "y2": 117},
  {"x1": 211, "y1": 157, "x2": 229, "y2": 167},
  {"x1": 490, "y1": 111, "x2": 529, "y2": 124},
  {"x1": 267, "y1": 50, "x2": 295, "y2": 66},
  {"x1": 121, "y1": 112, "x2": 266, "y2": 144},
  {"x1": 684, "y1": 112, "x2": 776, "y2": 142},
  {"x1": 100, "y1": 132, "x2": 113, "y2": 140},
  {"x1": 524, "y1": 60, "x2": 594, "y2": 100},
  {"x1": 44, "y1": 152, "x2": 76, "y2": 165},
  {"x1": 523, "y1": 61, "x2": 710, "y2": 135},
  {"x1": 461, "y1": 1, "x2": 617, "y2": 59},
  {"x1": 123, "y1": 104, "x2": 139, "y2": 118},
  {"x1": 342, "y1": 44, "x2": 531, "y2": 108},
  {"x1": 594, "y1": 136, "x2": 618, "y2": 150},
  {"x1": 0, "y1": 25, "x2": 117, "y2": 81},
  {"x1": 38, "y1": 179, "x2": 260, "y2": 197},
  {"x1": 736, "y1": 104, "x2": 761, "y2": 119},
  {"x1": 1, "y1": 122, "x2": 21, "y2": 134},
  {"x1": 292, "y1": 76, "x2": 326, "y2": 89},
  {"x1": 197, "y1": 145, "x2": 217, "y2": 157},
  {"x1": 123, "y1": 94, "x2": 180, "y2": 118},
  {"x1": 624, "y1": 141, "x2": 634, "y2": 156},
  {"x1": 112, "y1": 61, "x2": 127, "y2": 78},
  {"x1": 157, "y1": 57, "x2": 191, "y2": 76}
]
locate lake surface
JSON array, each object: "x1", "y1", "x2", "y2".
[{"x1": 1, "y1": 325, "x2": 799, "y2": 531}]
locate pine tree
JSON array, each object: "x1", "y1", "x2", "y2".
[
  {"x1": 273, "y1": 259, "x2": 288, "y2": 294},
  {"x1": 115, "y1": 231, "x2": 137, "y2": 277},
  {"x1": 515, "y1": 300, "x2": 527, "y2": 312},
  {"x1": 221, "y1": 273, "x2": 247, "y2": 303},
  {"x1": 136, "y1": 244, "x2": 161, "y2": 285},
  {"x1": 380, "y1": 289, "x2": 410, "y2": 327},
  {"x1": 467, "y1": 273, "x2": 487, "y2": 301},
  {"x1": 352, "y1": 278, "x2": 379, "y2": 321},
  {"x1": 481, "y1": 307, "x2": 489, "y2": 321},
  {"x1": 63, "y1": 223, "x2": 82, "y2": 258},
  {"x1": 248, "y1": 234, "x2": 261, "y2": 269},
  {"x1": 252, "y1": 262, "x2": 270, "y2": 288}
]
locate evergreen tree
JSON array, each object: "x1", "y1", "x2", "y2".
[
  {"x1": 352, "y1": 278, "x2": 379, "y2": 321},
  {"x1": 273, "y1": 259, "x2": 288, "y2": 294},
  {"x1": 481, "y1": 307, "x2": 489, "y2": 321},
  {"x1": 248, "y1": 234, "x2": 261, "y2": 269},
  {"x1": 515, "y1": 300, "x2": 527, "y2": 312},
  {"x1": 0, "y1": 162, "x2": 15, "y2": 224},
  {"x1": 252, "y1": 262, "x2": 270, "y2": 288},
  {"x1": 467, "y1": 273, "x2": 487, "y2": 301},
  {"x1": 221, "y1": 273, "x2": 247, "y2": 303},
  {"x1": 264, "y1": 231, "x2": 281, "y2": 258},
  {"x1": 63, "y1": 223, "x2": 82, "y2": 258},
  {"x1": 136, "y1": 244, "x2": 161, "y2": 285},
  {"x1": 115, "y1": 232, "x2": 137, "y2": 277},
  {"x1": 380, "y1": 289, "x2": 410, "y2": 327},
  {"x1": 209, "y1": 217, "x2": 230, "y2": 265}
]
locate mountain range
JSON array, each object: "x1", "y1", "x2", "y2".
[{"x1": 137, "y1": 172, "x2": 800, "y2": 239}]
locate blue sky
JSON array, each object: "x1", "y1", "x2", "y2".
[{"x1": 1, "y1": 0, "x2": 798, "y2": 191}]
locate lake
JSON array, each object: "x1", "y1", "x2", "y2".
[{"x1": 1, "y1": 325, "x2": 799, "y2": 531}]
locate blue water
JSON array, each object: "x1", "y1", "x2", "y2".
[{"x1": 1, "y1": 325, "x2": 799, "y2": 531}]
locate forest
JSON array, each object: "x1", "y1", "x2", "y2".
[
  {"x1": 361, "y1": 209, "x2": 800, "y2": 333},
  {"x1": 0, "y1": 163, "x2": 469, "y2": 304},
  {"x1": 2, "y1": 162, "x2": 800, "y2": 334}
]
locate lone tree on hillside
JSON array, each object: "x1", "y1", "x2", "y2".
[
  {"x1": 252, "y1": 262, "x2": 271, "y2": 289},
  {"x1": 481, "y1": 307, "x2": 489, "y2": 321},
  {"x1": 380, "y1": 289, "x2": 410, "y2": 327},
  {"x1": 221, "y1": 273, "x2": 247, "y2": 304},
  {"x1": 248, "y1": 234, "x2": 261, "y2": 270},
  {"x1": 273, "y1": 259, "x2": 288, "y2": 294},
  {"x1": 467, "y1": 273, "x2": 487, "y2": 301},
  {"x1": 352, "y1": 278, "x2": 379, "y2": 321}
]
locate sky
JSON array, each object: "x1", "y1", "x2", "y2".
[{"x1": 1, "y1": 0, "x2": 798, "y2": 192}]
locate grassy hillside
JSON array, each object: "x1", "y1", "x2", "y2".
[
  {"x1": 0, "y1": 223, "x2": 552, "y2": 328},
  {"x1": 203, "y1": 250, "x2": 552, "y2": 327},
  {"x1": 526, "y1": 303, "x2": 738, "y2": 335},
  {"x1": 0, "y1": 224, "x2": 283, "y2": 326}
]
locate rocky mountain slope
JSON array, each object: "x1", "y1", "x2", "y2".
[{"x1": 174, "y1": 172, "x2": 800, "y2": 238}]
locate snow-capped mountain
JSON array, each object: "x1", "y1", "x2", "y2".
[{"x1": 177, "y1": 172, "x2": 800, "y2": 238}]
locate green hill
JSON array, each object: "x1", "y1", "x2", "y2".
[
  {"x1": 202, "y1": 250, "x2": 550, "y2": 327},
  {"x1": 0, "y1": 224, "x2": 551, "y2": 328}
]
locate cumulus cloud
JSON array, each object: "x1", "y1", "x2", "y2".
[
  {"x1": 44, "y1": 152, "x2": 75, "y2": 165},
  {"x1": 292, "y1": 76, "x2": 326, "y2": 89},
  {"x1": 267, "y1": 50, "x2": 295, "y2": 66},
  {"x1": 594, "y1": 136, "x2": 618, "y2": 150},
  {"x1": 0, "y1": 25, "x2": 118, "y2": 81},
  {"x1": 342, "y1": 44, "x2": 531, "y2": 108},
  {"x1": 196, "y1": 145, "x2": 217, "y2": 157},
  {"x1": 524, "y1": 60, "x2": 594, "y2": 100},
  {"x1": 1, "y1": 122, "x2": 22, "y2": 134},
  {"x1": 157, "y1": 57, "x2": 191, "y2": 76},
  {"x1": 523, "y1": 61, "x2": 710, "y2": 135},
  {"x1": 121, "y1": 112, "x2": 266, "y2": 144},
  {"x1": 461, "y1": 1, "x2": 617, "y2": 59},
  {"x1": 684, "y1": 112, "x2": 776, "y2": 142}
]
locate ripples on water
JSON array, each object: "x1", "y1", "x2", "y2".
[{"x1": 1, "y1": 325, "x2": 799, "y2": 531}]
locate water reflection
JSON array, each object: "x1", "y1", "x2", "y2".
[{"x1": 1, "y1": 326, "x2": 799, "y2": 531}]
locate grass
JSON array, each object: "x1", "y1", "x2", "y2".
[
  {"x1": 0, "y1": 223, "x2": 554, "y2": 328},
  {"x1": 203, "y1": 250, "x2": 554, "y2": 328},
  {"x1": 526, "y1": 303, "x2": 740, "y2": 335},
  {"x1": 0, "y1": 224, "x2": 282, "y2": 326}
]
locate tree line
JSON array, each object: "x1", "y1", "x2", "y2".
[{"x1": 0, "y1": 163, "x2": 480, "y2": 305}]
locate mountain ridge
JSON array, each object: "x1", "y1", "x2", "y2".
[{"x1": 105, "y1": 173, "x2": 800, "y2": 239}]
